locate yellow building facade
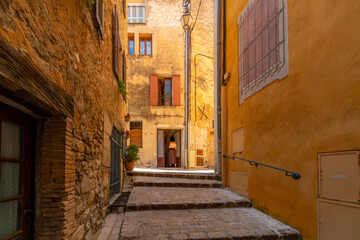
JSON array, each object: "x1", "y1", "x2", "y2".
[
  {"x1": 220, "y1": 0, "x2": 360, "y2": 239},
  {"x1": 127, "y1": 0, "x2": 214, "y2": 169}
]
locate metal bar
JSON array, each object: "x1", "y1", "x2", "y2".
[{"x1": 223, "y1": 154, "x2": 301, "y2": 180}]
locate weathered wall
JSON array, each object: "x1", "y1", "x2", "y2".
[
  {"x1": 0, "y1": 0, "x2": 128, "y2": 238},
  {"x1": 189, "y1": 0, "x2": 214, "y2": 168},
  {"x1": 128, "y1": 0, "x2": 214, "y2": 168},
  {"x1": 222, "y1": 0, "x2": 360, "y2": 239}
]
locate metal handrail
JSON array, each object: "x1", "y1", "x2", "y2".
[{"x1": 223, "y1": 154, "x2": 301, "y2": 180}]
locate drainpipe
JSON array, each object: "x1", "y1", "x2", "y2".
[
  {"x1": 214, "y1": 0, "x2": 221, "y2": 175},
  {"x1": 184, "y1": 29, "x2": 189, "y2": 168}
]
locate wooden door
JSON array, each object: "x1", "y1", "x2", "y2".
[
  {"x1": 0, "y1": 104, "x2": 34, "y2": 239},
  {"x1": 157, "y1": 130, "x2": 165, "y2": 167}
]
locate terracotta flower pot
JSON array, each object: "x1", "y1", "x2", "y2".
[
  {"x1": 125, "y1": 117, "x2": 130, "y2": 122},
  {"x1": 125, "y1": 161, "x2": 135, "y2": 171},
  {"x1": 126, "y1": 135, "x2": 130, "y2": 140}
]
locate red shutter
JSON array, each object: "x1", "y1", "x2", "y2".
[
  {"x1": 150, "y1": 74, "x2": 158, "y2": 106},
  {"x1": 123, "y1": 52, "x2": 126, "y2": 85},
  {"x1": 172, "y1": 74, "x2": 180, "y2": 106}
]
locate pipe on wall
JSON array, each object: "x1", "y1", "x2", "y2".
[{"x1": 214, "y1": 0, "x2": 222, "y2": 175}]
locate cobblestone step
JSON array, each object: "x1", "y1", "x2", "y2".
[
  {"x1": 126, "y1": 187, "x2": 251, "y2": 211},
  {"x1": 120, "y1": 208, "x2": 301, "y2": 240},
  {"x1": 133, "y1": 176, "x2": 223, "y2": 188},
  {"x1": 127, "y1": 171, "x2": 221, "y2": 181}
]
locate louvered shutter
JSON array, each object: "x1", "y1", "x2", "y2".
[
  {"x1": 113, "y1": 5, "x2": 120, "y2": 79},
  {"x1": 123, "y1": 0, "x2": 126, "y2": 16},
  {"x1": 95, "y1": 0, "x2": 104, "y2": 40},
  {"x1": 149, "y1": 74, "x2": 158, "y2": 106},
  {"x1": 123, "y1": 52, "x2": 126, "y2": 85},
  {"x1": 130, "y1": 129, "x2": 142, "y2": 148},
  {"x1": 172, "y1": 75, "x2": 180, "y2": 106}
]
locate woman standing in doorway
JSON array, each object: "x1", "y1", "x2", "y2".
[{"x1": 169, "y1": 136, "x2": 177, "y2": 167}]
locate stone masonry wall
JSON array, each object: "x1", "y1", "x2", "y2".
[{"x1": 0, "y1": 0, "x2": 128, "y2": 238}]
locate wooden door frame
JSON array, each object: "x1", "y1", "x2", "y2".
[
  {"x1": 0, "y1": 103, "x2": 35, "y2": 239},
  {"x1": 156, "y1": 129, "x2": 165, "y2": 168}
]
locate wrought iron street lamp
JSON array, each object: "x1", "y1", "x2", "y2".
[
  {"x1": 180, "y1": 10, "x2": 193, "y2": 30},
  {"x1": 181, "y1": 0, "x2": 192, "y2": 169}
]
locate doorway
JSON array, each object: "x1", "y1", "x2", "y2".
[
  {"x1": 0, "y1": 104, "x2": 35, "y2": 239},
  {"x1": 157, "y1": 129, "x2": 181, "y2": 168}
]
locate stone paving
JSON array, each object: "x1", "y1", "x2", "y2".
[
  {"x1": 126, "y1": 187, "x2": 251, "y2": 211},
  {"x1": 121, "y1": 208, "x2": 300, "y2": 240},
  {"x1": 133, "y1": 176, "x2": 222, "y2": 188},
  {"x1": 95, "y1": 208, "x2": 124, "y2": 240},
  {"x1": 97, "y1": 171, "x2": 301, "y2": 240}
]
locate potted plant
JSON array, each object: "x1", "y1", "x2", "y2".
[
  {"x1": 124, "y1": 144, "x2": 139, "y2": 171},
  {"x1": 126, "y1": 130, "x2": 130, "y2": 140},
  {"x1": 125, "y1": 113, "x2": 130, "y2": 122}
]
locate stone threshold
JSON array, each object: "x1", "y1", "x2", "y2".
[
  {"x1": 126, "y1": 200, "x2": 251, "y2": 211},
  {"x1": 133, "y1": 176, "x2": 223, "y2": 188},
  {"x1": 127, "y1": 171, "x2": 221, "y2": 181}
]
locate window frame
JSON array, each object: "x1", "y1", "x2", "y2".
[
  {"x1": 127, "y1": 4, "x2": 146, "y2": 24},
  {"x1": 139, "y1": 34, "x2": 152, "y2": 56},
  {"x1": 158, "y1": 78, "x2": 173, "y2": 106},
  {"x1": 237, "y1": 0, "x2": 289, "y2": 105},
  {"x1": 128, "y1": 34, "x2": 134, "y2": 55}
]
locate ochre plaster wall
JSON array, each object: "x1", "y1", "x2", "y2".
[
  {"x1": 222, "y1": 0, "x2": 360, "y2": 239},
  {"x1": 128, "y1": 0, "x2": 214, "y2": 168},
  {"x1": 0, "y1": 0, "x2": 128, "y2": 238}
]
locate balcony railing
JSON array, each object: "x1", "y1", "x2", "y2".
[{"x1": 223, "y1": 154, "x2": 301, "y2": 180}]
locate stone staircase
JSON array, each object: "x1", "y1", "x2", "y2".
[{"x1": 119, "y1": 171, "x2": 301, "y2": 240}]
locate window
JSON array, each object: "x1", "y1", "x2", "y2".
[
  {"x1": 130, "y1": 122, "x2": 142, "y2": 148},
  {"x1": 128, "y1": 33, "x2": 134, "y2": 55},
  {"x1": 110, "y1": 128, "x2": 121, "y2": 198},
  {"x1": 158, "y1": 78, "x2": 172, "y2": 106},
  {"x1": 238, "y1": 0, "x2": 288, "y2": 104},
  {"x1": 150, "y1": 74, "x2": 180, "y2": 106},
  {"x1": 139, "y1": 34, "x2": 152, "y2": 55},
  {"x1": 128, "y1": 5, "x2": 145, "y2": 23}
]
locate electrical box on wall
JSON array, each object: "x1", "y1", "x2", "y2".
[{"x1": 318, "y1": 150, "x2": 360, "y2": 203}]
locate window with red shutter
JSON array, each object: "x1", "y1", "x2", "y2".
[
  {"x1": 172, "y1": 75, "x2": 180, "y2": 106},
  {"x1": 149, "y1": 74, "x2": 158, "y2": 106},
  {"x1": 238, "y1": 0, "x2": 288, "y2": 104},
  {"x1": 95, "y1": 0, "x2": 104, "y2": 40}
]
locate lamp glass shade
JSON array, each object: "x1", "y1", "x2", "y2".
[{"x1": 180, "y1": 12, "x2": 192, "y2": 30}]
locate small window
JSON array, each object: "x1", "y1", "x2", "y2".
[
  {"x1": 128, "y1": 34, "x2": 134, "y2": 55},
  {"x1": 139, "y1": 34, "x2": 152, "y2": 55},
  {"x1": 128, "y1": 5, "x2": 145, "y2": 23},
  {"x1": 130, "y1": 122, "x2": 142, "y2": 148},
  {"x1": 158, "y1": 78, "x2": 172, "y2": 106}
]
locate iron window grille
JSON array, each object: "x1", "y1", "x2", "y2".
[
  {"x1": 238, "y1": 0, "x2": 288, "y2": 104},
  {"x1": 128, "y1": 5, "x2": 145, "y2": 23},
  {"x1": 110, "y1": 128, "x2": 121, "y2": 198}
]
